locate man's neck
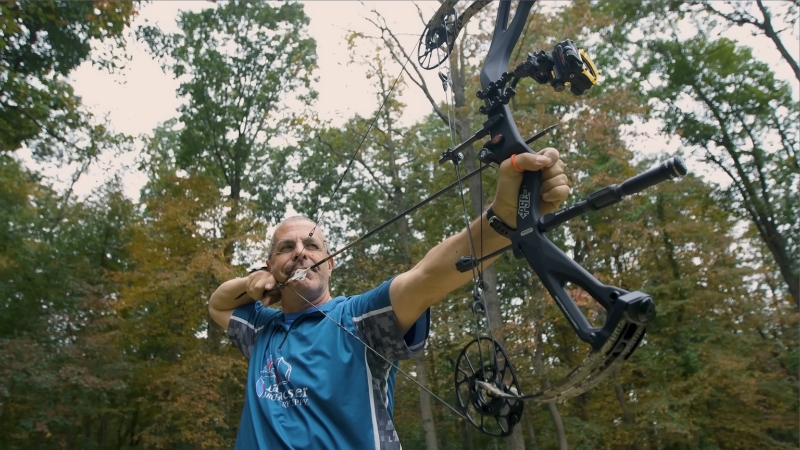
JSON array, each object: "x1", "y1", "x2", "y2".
[{"x1": 281, "y1": 291, "x2": 332, "y2": 314}]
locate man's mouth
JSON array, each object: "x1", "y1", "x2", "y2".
[{"x1": 289, "y1": 266, "x2": 318, "y2": 277}]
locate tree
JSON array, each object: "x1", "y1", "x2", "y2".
[
  {"x1": 0, "y1": 167, "x2": 140, "y2": 448},
  {"x1": 138, "y1": 0, "x2": 317, "y2": 229},
  {"x1": 686, "y1": 0, "x2": 799, "y2": 83},
  {"x1": 0, "y1": 0, "x2": 137, "y2": 225},
  {"x1": 114, "y1": 168, "x2": 252, "y2": 449},
  {"x1": 589, "y1": 0, "x2": 799, "y2": 306},
  {"x1": 0, "y1": 0, "x2": 138, "y2": 154},
  {"x1": 642, "y1": 36, "x2": 799, "y2": 307}
]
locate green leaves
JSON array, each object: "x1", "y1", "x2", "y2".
[
  {"x1": 139, "y1": 0, "x2": 317, "y2": 212},
  {"x1": 1, "y1": 2, "x2": 797, "y2": 448},
  {"x1": 644, "y1": 34, "x2": 799, "y2": 305},
  {"x1": 0, "y1": 0, "x2": 138, "y2": 153}
]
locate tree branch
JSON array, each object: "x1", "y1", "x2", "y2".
[{"x1": 315, "y1": 132, "x2": 393, "y2": 199}]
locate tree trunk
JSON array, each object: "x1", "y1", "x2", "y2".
[
  {"x1": 613, "y1": 368, "x2": 639, "y2": 450},
  {"x1": 505, "y1": 426, "x2": 526, "y2": 450},
  {"x1": 754, "y1": 0, "x2": 800, "y2": 83},
  {"x1": 534, "y1": 325, "x2": 568, "y2": 450},
  {"x1": 461, "y1": 418, "x2": 475, "y2": 450},
  {"x1": 99, "y1": 414, "x2": 108, "y2": 447},
  {"x1": 383, "y1": 79, "x2": 439, "y2": 448},
  {"x1": 547, "y1": 403, "x2": 569, "y2": 450},
  {"x1": 413, "y1": 351, "x2": 440, "y2": 450},
  {"x1": 523, "y1": 410, "x2": 539, "y2": 450},
  {"x1": 691, "y1": 82, "x2": 799, "y2": 307},
  {"x1": 367, "y1": 12, "x2": 530, "y2": 448},
  {"x1": 450, "y1": 43, "x2": 525, "y2": 450}
]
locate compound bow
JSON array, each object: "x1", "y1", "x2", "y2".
[{"x1": 276, "y1": 0, "x2": 688, "y2": 438}]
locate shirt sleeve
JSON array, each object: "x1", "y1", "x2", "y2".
[
  {"x1": 227, "y1": 301, "x2": 281, "y2": 360},
  {"x1": 345, "y1": 278, "x2": 430, "y2": 361}
]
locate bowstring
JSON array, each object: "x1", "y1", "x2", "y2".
[{"x1": 282, "y1": 6, "x2": 470, "y2": 420}]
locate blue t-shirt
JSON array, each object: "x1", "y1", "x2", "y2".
[{"x1": 227, "y1": 279, "x2": 430, "y2": 449}]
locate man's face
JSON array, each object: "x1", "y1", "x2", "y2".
[{"x1": 267, "y1": 219, "x2": 333, "y2": 299}]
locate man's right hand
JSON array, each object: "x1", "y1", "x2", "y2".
[
  {"x1": 209, "y1": 270, "x2": 284, "y2": 330},
  {"x1": 246, "y1": 270, "x2": 283, "y2": 306}
]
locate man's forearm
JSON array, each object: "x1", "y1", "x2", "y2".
[
  {"x1": 394, "y1": 207, "x2": 508, "y2": 297},
  {"x1": 209, "y1": 277, "x2": 255, "y2": 312},
  {"x1": 420, "y1": 207, "x2": 510, "y2": 278},
  {"x1": 389, "y1": 205, "x2": 513, "y2": 331}
]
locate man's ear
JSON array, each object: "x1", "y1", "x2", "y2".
[{"x1": 327, "y1": 256, "x2": 335, "y2": 271}]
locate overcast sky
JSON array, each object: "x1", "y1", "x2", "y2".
[
  {"x1": 22, "y1": 1, "x2": 798, "y2": 201},
  {"x1": 53, "y1": 1, "x2": 452, "y2": 199}
]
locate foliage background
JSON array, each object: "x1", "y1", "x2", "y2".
[{"x1": 0, "y1": 1, "x2": 797, "y2": 449}]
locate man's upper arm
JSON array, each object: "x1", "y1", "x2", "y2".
[
  {"x1": 389, "y1": 255, "x2": 471, "y2": 333},
  {"x1": 223, "y1": 302, "x2": 279, "y2": 359},
  {"x1": 209, "y1": 306, "x2": 235, "y2": 331},
  {"x1": 346, "y1": 279, "x2": 429, "y2": 361},
  {"x1": 389, "y1": 269, "x2": 437, "y2": 334},
  {"x1": 390, "y1": 214, "x2": 508, "y2": 332}
]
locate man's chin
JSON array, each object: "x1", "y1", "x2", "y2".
[{"x1": 287, "y1": 279, "x2": 317, "y2": 295}]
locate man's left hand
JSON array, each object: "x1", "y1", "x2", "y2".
[{"x1": 491, "y1": 148, "x2": 569, "y2": 229}]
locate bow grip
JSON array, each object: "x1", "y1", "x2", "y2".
[{"x1": 509, "y1": 170, "x2": 655, "y2": 350}]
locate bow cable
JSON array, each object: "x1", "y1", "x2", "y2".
[{"x1": 437, "y1": 35, "x2": 502, "y2": 382}]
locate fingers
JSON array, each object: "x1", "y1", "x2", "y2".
[
  {"x1": 537, "y1": 147, "x2": 560, "y2": 166},
  {"x1": 493, "y1": 146, "x2": 571, "y2": 223},
  {"x1": 541, "y1": 155, "x2": 569, "y2": 204},
  {"x1": 246, "y1": 270, "x2": 275, "y2": 300},
  {"x1": 542, "y1": 184, "x2": 570, "y2": 204},
  {"x1": 500, "y1": 148, "x2": 559, "y2": 175},
  {"x1": 541, "y1": 158, "x2": 565, "y2": 180},
  {"x1": 262, "y1": 289, "x2": 282, "y2": 306},
  {"x1": 541, "y1": 167, "x2": 567, "y2": 201}
]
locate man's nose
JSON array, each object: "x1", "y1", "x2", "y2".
[{"x1": 291, "y1": 241, "x2": 308, "y2": 259}]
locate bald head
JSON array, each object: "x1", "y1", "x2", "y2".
[{"x1": 268, "y1": 216, "x2": 328, "y2": 260}]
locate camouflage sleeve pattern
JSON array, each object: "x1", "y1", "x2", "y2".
[
  {"x1": 227, "y1": 302, "x2": 277, "y2": 360},
  {"x1": 353, "y1": 306, "x2": 419, "y2": 361}
]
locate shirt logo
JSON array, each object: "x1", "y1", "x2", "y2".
[{"x1": 255, "y1": 355, "x2": 310, "y2": 408}]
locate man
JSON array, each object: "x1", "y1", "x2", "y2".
[{"x1": 209, "y1": 148, "x2": 568, "y2": 449}]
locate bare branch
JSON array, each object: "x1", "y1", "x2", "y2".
[{"x1": 315, "y1": 131, "x2": 393, "y2": 199}]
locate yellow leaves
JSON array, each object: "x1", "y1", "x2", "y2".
[{"x1": 133, "y1": 353, "x2": 246, "y2": 449}]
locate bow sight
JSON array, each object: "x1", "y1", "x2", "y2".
[
  {"x1": 518, "y1": 39, "x2": 599, "y2": 95},
  {"x1": 475, "y1": 39, "x2": 599, "y2": 115}
]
